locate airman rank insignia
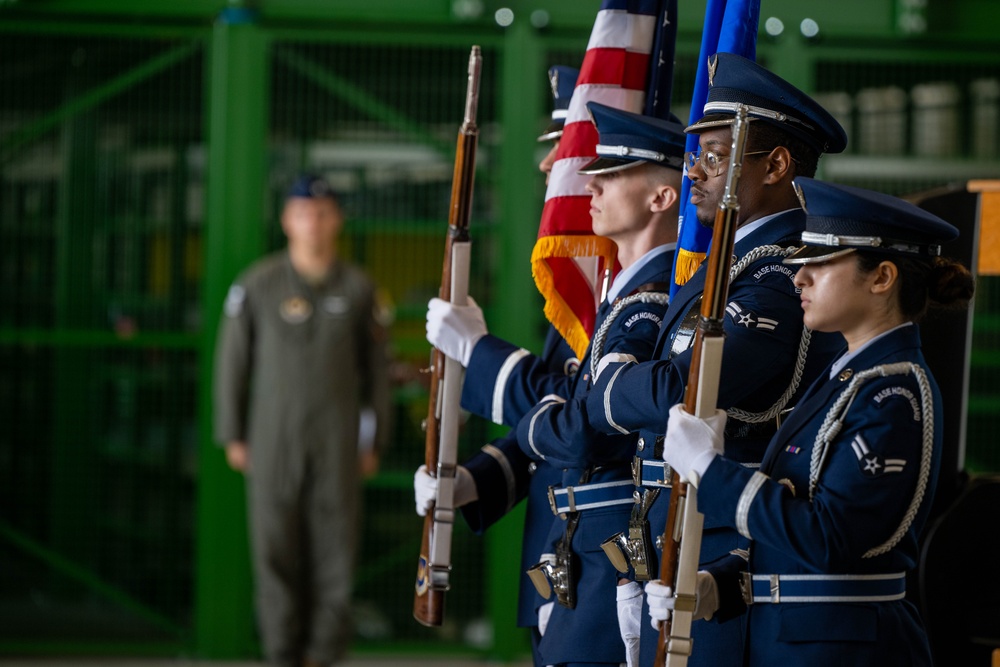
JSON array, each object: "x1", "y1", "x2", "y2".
[
  {"x1": 851, "y1": 433, "x2": 906, "y2": 477},
  {"x1": 322, "y1": 295, "x2": 349, "y2": 316},
  {"x1": 839, "y1": 369, "x2": 854, "y2": 381},
  {"x1": 224, "y1": 284, "x2": 246, "y2": 317},
  {"x1": 280, "y1": 296, "x2": 312, "y2": 323},
  {"x1": 564, "y1": 357, "x2": 580, "y2": 377},
  {"x1": 726, "y1": 301, "x2": 778, "y2": 330}
]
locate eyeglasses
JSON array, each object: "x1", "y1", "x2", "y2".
[{"x1": 683, "y1": 149, "x2": 772, "y2": 178}]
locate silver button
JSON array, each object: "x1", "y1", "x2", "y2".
[
  {"x1": 637, "y1": 437, "x2": 645, "y2": 452},
  {"x1": 528, "y1": 462, "x2": 537, "y2": 474}
]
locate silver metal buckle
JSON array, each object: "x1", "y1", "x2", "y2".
[{"x1": 547, "y1": 485, "x2": 560, "y2": 516}]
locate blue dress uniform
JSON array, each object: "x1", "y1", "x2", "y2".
[
  {"x1": 460, "y1": 64, "x2": 581, "y2": 431},
  {"x1": 586, "y1": 208, "x2": 843, "y2": 666},
  {"x1": 454, "y1": 65, "x2": 582, "y2": 659},
  {"x1": 522, "y1": 248, "x2": 675, "y2": 666},
  {"x1": 515, "y1": 103, "x2": 688, "y2": 667},
  {"x1": 692, "y1": 178, "x2": 960, "y2": 666},
  {"x1": 702, "y1": 326, "x2": 939, "y2": 666},
  {"x1": 568, "y1": 55, "x2": 851, "y2": 667},
  {"x1": 459, "y1": 327, "x2": 578, "y2": 629}
]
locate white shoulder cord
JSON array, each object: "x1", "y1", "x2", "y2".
[
  {"x1": 726, "y1": 245, "x2": 812, "y2": 424},
  {"x1": 589, "y1": 291, "x2": 670, "y2": 380},
  {"x1": 806, "y1": 362, "x2": 935, "y2": 558}
]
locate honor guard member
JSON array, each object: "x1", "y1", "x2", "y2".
[
  {"x1": 519, "y1": 53, "x2": 849, "y2": 667},
  {"x1": 651, "y1": 178, "x2": 974, "y2": 666},
  {"x1": 214, "y1": 174, "x2": 391, "y2": 667},
  {"x1": 414, "y1": 66, "x2": 581, "y2": 665},
  {"x1": 515, "y1": 102, "x2": 687, "y2": 667}
]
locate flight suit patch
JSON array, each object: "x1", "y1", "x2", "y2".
[
  {"x1": 224, "y1": 285, "x2": 246, "y2": 317},
  {"x1": 280, "y1": 296, "x2": 313, "y2": 323},
  {"x1": 322, "y1": 295, "x2": 349, "y2": 316}
]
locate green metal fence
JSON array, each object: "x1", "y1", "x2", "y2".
[
  {"x1": 1, "y1": 6, "x2": 999, "y2": 663},
  {"x1": 0, "y1": 27, "x2": 205, "y2": 654}
]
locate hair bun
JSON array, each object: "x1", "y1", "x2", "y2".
[{"x1": 928, "y1": 257, "x2": 975, "y2": 308}]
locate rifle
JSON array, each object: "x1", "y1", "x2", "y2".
[
  {"x1": 413, "y1": 45, "x2": 482, "y2": 628},
  {"x1": 655, "y1": 105, "x2": 751, "y2": 666}
]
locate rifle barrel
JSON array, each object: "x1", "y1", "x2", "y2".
[
  {"x1": 413, "y1": 44, "x2": 482, "y2": 628},
  {"x1": 656, "y1": 106, "x2": 751, "y2": 665}
]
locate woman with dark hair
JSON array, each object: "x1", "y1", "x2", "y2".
[{"x1": 648, "y1": 177, "x2": 975, "y2": 666}]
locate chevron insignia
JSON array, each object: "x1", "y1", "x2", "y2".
[
  {"x1": 726, "y1": 301, "x2": 778, "y2": 331},
  {"x1": 851, "y1": 433, "x2": 906, "y2": 478}
]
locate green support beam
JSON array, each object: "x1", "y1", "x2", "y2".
[
  {"x1": 7, "y1": 0, "x2": 996, "y2": 43},
  {"x1": 274, "y1": 48, "x2": 455, "y2": 159},
  {"x1": 0, "y1": 520, "x2": 184, "y2": 637},
  {"x1": 487, "y1": 16, "x2": 546, "y2": 663},
  {"x1": 0, "y1": 41, "x2": 199, "y2": 164},
  {"x1": 194, "y1": 7, "x2": 268, "y2": 659}
]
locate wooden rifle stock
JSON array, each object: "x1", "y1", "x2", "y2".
[
  {"x1": 656, "y1": 105, "x2": 751, "y2": 666},
  {"x1": 413, "y1": 45, "x2": 482, "y2": 627}
]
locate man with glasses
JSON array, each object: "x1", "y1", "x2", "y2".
[{"x1": 516, "y1": 53, "x2": 848, "y2": 667}]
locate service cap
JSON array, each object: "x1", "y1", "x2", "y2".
[
  {"x1": 286, "y1": 173, "x2": 337, "y2": 201},
  {"x1": 686, "y1": 53, "x2": 848, "y2": 155},
  {"x1": 578, "y1": 102, "x2": 686, "y2": 175},
  {"x1": 784, "y1": 177, "x2": 958, "y2": 265},
  {"x1": 538, "y1": 65, "x2": 580, "y2": 142}
]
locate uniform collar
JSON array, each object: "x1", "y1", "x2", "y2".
[
  {"x1": 829, "y1": 322, "x2": 914, "y2": 379},
  {"x1": 606, "y1": 243, "x2": 676, "y2": 303},
  {"x1": 734, "y1": 208, "x2": 799, "y2": 245}
]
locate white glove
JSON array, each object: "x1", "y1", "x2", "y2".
[
  {"x1": 645, "y1": 572, "x2": 720, "y2": 630},
  {"x1": 538, "y1": 600, "x2": 555, "y2": 637},
  {"x1": 413, "y1": 464, "x2": 478, "y2": 516},
  {"x1": 616, "y1": 581, "x2": 643, "y2": 667},
  {"x1": 663, "y1": 403, "x2": 726, "y2": 487},
  {"x1": 426, "y1": 296, "x2": 488, "y2": 367}
]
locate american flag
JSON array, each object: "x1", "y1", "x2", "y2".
[
  {"x1": 530, "y1": 0, "x2": 676, "y2": 360},
  {"x1": 670, "y1": 0, "x2": 761, "y2": 296}
]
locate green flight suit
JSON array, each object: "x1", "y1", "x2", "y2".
[{"x1": 214, "y1": 250, "x2": 390, "y2": 667}]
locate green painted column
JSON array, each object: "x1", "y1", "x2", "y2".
[
  {"x1": 489, "y1": 15, "x2": 546, "y2": 663},
  {"x1": 194, "y1": 5, "x2": 268, "y2": 658}
]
